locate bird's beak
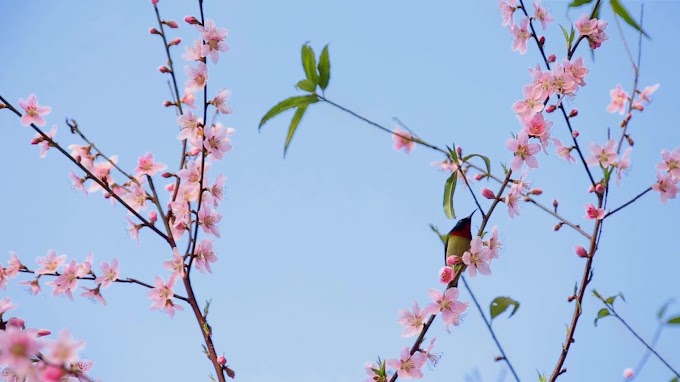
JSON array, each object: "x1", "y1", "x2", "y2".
[{"x1": 468, "y1": 210, "x2": 477, "y2": 219}]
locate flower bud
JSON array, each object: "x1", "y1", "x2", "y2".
[
  {"x1": 184, "y1": 15, "x2": 200, "y2": 25},
  {"x1": 553, "y1": 222, "x2": 563, "y2": 231},
  {"x1": 545, "y1": 105, "x2": 556, "y2": 113},
  {"x1": 572, "y1": 130, "x2": 579, "y2": 138},
  {"x1": 217, "y1": 356, "x2": 227, "y2": 366},
  {"x1": 632, "y1": 103, "x2": 644, "y2": 111},
  {"x1": 161, "y1": 172, "x2": 173, "y2": 178},
  {"x1": 439, "y1": 266, "x2": 454, "y2": 284},
  {"x1": 149, "y1": 27, "x2": 161, "y2": 35},
  {"x1": 552, "y1": 199, "x2": 559, "y2": 209},
  {"x1": 595, "y1": 184, "x2": 605, "y2": 194},
  {"x1": 623, "y1": 368, "x2": 635, "y2": 379},
  {"x1": 164, "y1": 20, "x2": 179, "y2": 28},
  {"x1": 481, "y1": 188, "x2": 495, "y2": 200},
  {"x1": 149, "y1": 211, "x2": 158, "y2": 224},
  {"x1": 456, "y1": 146, "x2": 463, "y2": 157},
  {"x1": 168, "y1": 37, "x2": 182, "y2": 47},
  {"x1": 163, "y1": 100, "x2": 174, "y2": 107},
  {"x1": 569, "y1": 109, "x2": 578, "y2": 118},
  {"x1": 547, "y1": 54, "x2": 556, "y2": 63},
  {"x1": 37, "y1": 329, "x2": 52, "y2": 337},
  {"x1": 474, "y1": 173, "x2": 485, "y2": 181},
  {"x1": 0, "y1": 103, "x2": 6, "y2": 109},
  {"x1": 588, "y1": 184, "x2": 595, "y2": 193},
  {"x1": 538, "y1": 36, "x2": 545, "y2": 46},
  {"x1": 158, "y1": 66, "x2": 171, "y2": 74},
  {"x1": 446, "y1": 256, "x2": 459, "y2": 266},
  {"x1": 151, "y1": 0, "x2": 159, "y2": 4},
  {"x1": 529, "y1": 188, "x2": 543, "y2": 195},
  {"x1": 7, "y1": 317, "x2": 25, "y2": 329},
  {"x1": 625, "y1": 135, "x2": 635, "y2": 146},
  {"x1": 575, "y1": 245, "x2": 588, "y2": 258}
]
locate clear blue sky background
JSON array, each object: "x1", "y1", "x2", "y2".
[{"x1": 1, "y1": 1, "x2": 679, "y2": 381}]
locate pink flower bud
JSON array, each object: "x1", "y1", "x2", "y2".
[
  {"x1": 632, "y1": 103, "x2": 644, "y2": 111},
  {"x1": 569, "y1": 109, "x2": 578, "y2": 118},
  {"x1": 40, "y1": 365, "x2": 66, "y2": 382},
  {"x1": 446, "y1": 256, "x2": 459, "y2": 266},
  {"x1": 552, "y1": 199, "x2": 558, "y2": 208},
  {"x1": 588, "y1": 184, "x2": 595, "y2": 193},
  {"x1": 595, "y1": 184, "x2": 605, "y2": 194},
  {"x1": 529, "y1": 188, "x2": 543, "y2": 195},
  {"x1": 481, "y1": 188, "x2": 495, "y2": 200},
  {"x1": 165, "y1": 183, "x2": 175, "y2": 192},
  {"x1": 439, "y1": 266, "x2": 454, "y2": 284},
  {"x1": 538, "y1": 36, "x2": 545, "y2": 46},
  {"x1": 572, "y1": 130, "x2": 579, "y2": 138},
  {"x1": 158, "y1": 66, "x2": 171, "y2": 73},
  {"x1": 217, "y1": 355, "x2": 227, "y2": 365},
  {"x1": 168, "y1": 37, "x2": 181, "y2": 47},
  {"x1": 623, "y1": 368, "x2": 635, "y2": 379},
  {"x1": 37, "y1": 329, "x2": 52, "y2": 337},
  {"x1": 575, "y1": 245, "x2": 588, "y2": 258},
  {"x1": 161, "y1": 172, "x2": 173, "y2": 178},
  {"x1": 151, "y1": 0, "x2": 159, "y2": 4},
  {"x1": 547, "y1": 54, "x2": 556, "y2": 63},
  {"x1": 456, "y1": 146, "x2": 463, "y2": 157},
  {"x1": 545, "y1": 105, "x2": 556, "y2": 113},
  {"x1": 163, "y1": 100, "x2": 174, "y2": 107},
  {"x1": 7, "y1": 317, "x2": 25, "y2": 329},
  {"x1": 149, "y1": 211, "x2": 158, "y2": 224},
  {"x1": 149, "y1": 27, "x2": 161, "y2": 35},
  {"x1": 184, "y1": 15, "x2": 200, "y2": 25},
  {"x1": 164, "y1": 20, "x2": 179, "y2": 28},
  {"x1": 474, "y1": 173, "x2": 485, "y2": 181}
]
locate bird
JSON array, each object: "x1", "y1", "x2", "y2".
[{"x1": 444, "y1": 210, "x2": 475, "y2": 288}]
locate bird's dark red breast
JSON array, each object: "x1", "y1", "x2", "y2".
[{"x1": 448, "y1": 217, "x2": 473, "y2": 239}]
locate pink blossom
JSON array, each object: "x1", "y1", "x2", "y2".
[
  {"x1": 6, "y1": 252, "x2": 22, "y2": 277},
  {"x1": 398, "y1": 302, "x2": 426, "y2": 338},
  {"x1": 204, "y1": 123, "x2": 234, "y2": 160},
  {"x1": 35, "y1": 249, "x2": 66, "y2": 275},
  {"x1": 126, "y1": 217, "x2": 141, "y2": 242},
  {"x1": 363, "y1": 362, "x2": 386, "y2": 382},
  {"x1": 504, "y1": 186, "x2": 522, "y2": 218},
  {"x1": 552, "y1": 138, "x2": 575, "y2": 163},
  {"x1": 510, "y1": 18, "x2": 532, "y2": 54},
  {"x1": 18, "y1": 278, "x2": 41, "y2": 295},
  {"x1": 528, "y1": 65, "x2": 555, "y2": 100},
  {"x1": 506, "y1": 131, "x2": 541, "y2": 172},
  {"x1": 182, "y1": 40, "x2": 203, "y2": 62},
  {"x1": 198, "y1": 202, "x2": 222, "y2": 237},
  {"x1": 652, "y1": 172, "x2": 679, "y2": 204},
  {"x1": 563, "y1": 57, "x2": 588, "y2": 87},
  {"x1": 31, "y1": 126, "x2": 56, "y2": 158},
  {"x1": 77, "y1": 253, "x2": 93, "y2": 277},
  {"x1": 88, "y1": 156, "x2": 118, "y2": 193},
  {"x1": 205, "y1": 174, "x2": 226, "y2": 207},
  {"x1": 386, "y1": 347, "x2": 427, "y2": 380},
  {"x1": 81, "y1": 286, "x2": 107, "y2": 305},
  {"x1": 135, "y1": 153, "x2": 167, "y2": 178},
  {"x1": 0, "y1": 326, "x2": 41, "y2": 373},
  {"x1": 147, "y1": 275, "x2": 183, "y2": 317},
  {"x1": 164, "y1": 248, "x2": 186, "y2": 278},
  {"x1": 423, "y1": 337, "x2": 440, "y2": 366},
  {"x1": 121, "y1": 180, "x2": 148, "y2": 212},
  {"x1": 513, "y1": 85, "x2": 545, "y2": 120},
  {"x1": 0, "y1": 297, "x2": 16, "y2": 314},
  {"x1": 212, "y1": 88, "x2": 232, "y2": 114},
  {"x1": 550, "y1": 64, "x2": 578, "y2": 96},
  {"x1": 462, "y1": 237, "x2": 492, "y2": 277},
  {"x1": 392, "y1": 129, "x2": 415, "y2": 154},
  {"x1": 522, "y1": 113, "x2": 552, "y2": 148},
  {"x1": 485, "y1": 226, "x2": 501, "y2": 259},
  {"x1": 194, "y1": 239, "x2": 217, "y2": 274},
  {"x1": 615, "y1": 147, "x2": 632, "y2": 185},
  {"x1": 657, "y1": 148, "x2": 680, "y2": 179},
  {"x1": 197, "y1": 20, "x2": 229, "y2": 64},
  {"x1": 584, "y1": 203, "x2": 605, "y2": 220},
  {"x1": 423, "y1": 288, "x2": 468, "y2": 332},
  {"x1": 95, "y1": 259, "x2": 119, "y2": 288},
  {"x1": 43, "y1": 330, "x2": 84, "y2": 364},
  {"x1": 576, "y1": 15, "x2": 608, "y2": 49},
  {"x1": 18, "y1": 94, "x2": 51, "y2": 127},
  {"x1": 69, "y1": 170, "x2": 88, "y2": 195},
  {"x1": 499, "y1": 0, "x2": 517, "y2": 27},
  {"x1": 181, "y1": 90, "x2": 197, "y2": 109},
  {"x1": 70, "y1": 360, "x2": 94, "y2": 380},
  {"x1": 637, "y1": 83, "x2": 660, "y2": 104},
  {"x1": 533, "y1": 1, "x2": 553, "y2": 30},
  {"x1": 439, "y1": 266, "x2": 454, "y2": 284},
  {"x1": 185, "y1": 62, "x2": 208, "y2": 91},
  {"x1": 48, "y1": 259, "x2": 80, "y2": 300},
  {"x1": 68, "y1": 144, "x2": 95, "y2": 169},
  {"x1": 587, "y1": 140, "x2": 618, "y2": 168},
  {"x1": 607, "y1": 84, "x2": 629, "y2": 114}
]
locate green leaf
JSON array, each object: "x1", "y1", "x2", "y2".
[
  {"x1": 490, "y1": 296, "x2": 520, "y2": 321},
  {"x1": 318, "y1": 45, "x2": 331, "y2": 90},
  {"x1": 609, "y1": 0, "x2": 649, "y2": 38},
  {"x1": 592, "y1": 289, "x2": 604, "y2": 302},
  {"x1": 657, "y1": 299, "x2": 675, "y2": 320},
  {"x1": 569, "y1": 0, "x2": 594, "y2": 6},
  {"x1": 538, "y1": 372, "x2": 548, "y2": 382},
  {"x1": 463, "y1": 153, "x2": 491, "y2": 176},
  {"x1": 670, "y1": 378, "x2": 679, "y2": 382},
  {"x1": 605, "y1": 292, "x2": 624, "y2": 306},
  {"x1": 594, "y1": 308, "x2": 610, "y2": 326},
  {"x1": 443, "y1": 172, "x2": 458, "y2": 219},
  {"x1": 296, "y1": 79, "x2": 316, "y2": 93},
  {"x1": 259, "y1": 94, "x2": 318, "y2": 129},
  {"x1": 666, "y1": 315, "x2": 680, "y2": 325},
  {"x1": 429, "y1": 224, "x2": 447, "y2": 245},
  {"x1": 301, "y1": 44, "x2": 319, "y2": 85},
  {"x1": 284, "y1": 104, "x2": 309, "y2": 156}
]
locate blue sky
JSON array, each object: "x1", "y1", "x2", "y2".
[{"x1": 1, "y1": 1, "x2": 679, "y2": 381}]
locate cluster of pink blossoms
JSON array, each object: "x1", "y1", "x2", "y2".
[
  {"x1": 0, "y1": 299, "x2": 93, "y2": 381},
  {"x1": 653, "y1": 148, "x2": 680, "y2": 204}
]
